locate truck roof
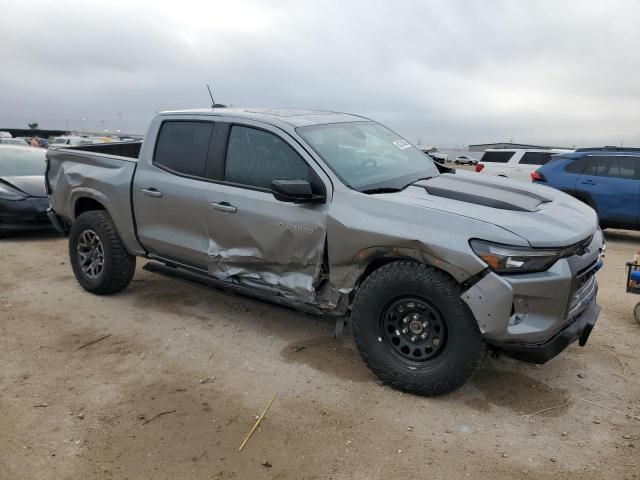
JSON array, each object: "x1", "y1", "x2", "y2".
[{"x1": 159, "y1": 107, "x2": 369, "y2": 128}]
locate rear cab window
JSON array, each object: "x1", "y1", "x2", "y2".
[
  {"x1": 480, "y1": 151, "x2": 514, "y2": 163},
  {"x1": 154, "y1": 121, "x2": 214, "y2": 178}
]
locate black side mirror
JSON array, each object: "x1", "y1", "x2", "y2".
[{"x1": 271, "y1": 179, "x2": 324, "y2": 204}]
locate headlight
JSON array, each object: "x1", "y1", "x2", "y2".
[
  {"x1": 470, "y1": 239, "x2": 562, "y2": 274},
  {"x1": 0, "y1": 183, "x2": 26, "y2": 201}
]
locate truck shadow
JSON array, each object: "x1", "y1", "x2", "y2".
[
  {"x1": 280, "y1": 335, "x2": 375, "y2": 383},
  {"x1": 467, "y1": 359, "x2": 569, "y2": 416},
  {"x1": 128, "y1": 269, "x2": 574, "y2": 404}
]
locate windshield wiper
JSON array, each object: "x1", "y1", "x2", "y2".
[
  {"x1": 360, "y1": 176, "x2": 435, "y2": 195},
  {"x1": 403, "y1": 176, "x2": 434, "y2": 188}
]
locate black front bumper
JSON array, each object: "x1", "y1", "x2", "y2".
[
  {"x1": 487, "y1": 299, "x2": 601, "y2": 364},
  {"x1": 0, "y1": 197, "x2": 52, "y2": 232}
]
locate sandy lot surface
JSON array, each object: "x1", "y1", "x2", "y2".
[{"x1": 1, "y1": 230, "x2": 638, "y2": 480}]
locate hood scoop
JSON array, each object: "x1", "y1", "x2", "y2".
[{"x1": 414, "y1": 175, "x2": 552, "y2": 212}]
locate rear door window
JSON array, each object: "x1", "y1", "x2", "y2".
[
  {"x1": 224, "y1": 126, "x2": 309, "y2": 189},
  {"x1": 154, "y1": 121, "x2": 214, "y2": 178},
  {"x1": 563, "y1": 156, "x2": 590, "y2": 174},
  {"x1": 585, "y1": 156, "x2": 637, "y2": 179},
  {"x1": 520, "y1": 152, "x2": 553, "y2": 165},
  {"x1": 480, "y1": 151, "x2": 514, "y2": 163}
]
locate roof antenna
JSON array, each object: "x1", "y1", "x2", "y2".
[{"x1": 206, "y1": 84, "x2": 227, "y2": 108}]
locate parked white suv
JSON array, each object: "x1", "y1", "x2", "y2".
[{"x1": 475, "y1": 148, "x2": 572, "y2": 182}]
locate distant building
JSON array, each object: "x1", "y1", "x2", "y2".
[{"x1": 468, "y1": 142, "x2": 571, "y2": 152}]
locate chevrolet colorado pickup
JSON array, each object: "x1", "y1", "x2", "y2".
[{"x1": 46, "y1": 108, "x2": 604, "y2": 396}]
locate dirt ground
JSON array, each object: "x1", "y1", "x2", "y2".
[{"x1": 1, "y1": 230, "x2": 639, "y2": 480}]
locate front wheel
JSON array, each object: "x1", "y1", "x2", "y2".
[
  {"x1": 351, "y1": 261, "x2": 486, "y2": 396},
  {"x1": 69, "y1": 210, "x2": 136, "y2": 295}
]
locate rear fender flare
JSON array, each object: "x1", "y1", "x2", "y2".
[
  {"x1": 69, "y1": 188, "x2": 144, "y2": 256},
  {"x1": 71, "y1": 188, "x2": 113, "y2": 220}
]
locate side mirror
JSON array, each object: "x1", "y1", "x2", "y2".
[{"x1": 271, "y1": 179, "x2": 324, "y2": 204}]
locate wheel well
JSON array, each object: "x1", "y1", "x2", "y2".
[
  {"x1": 74, "y1": 197, "x2": 106, "y2": 218},
  {"x1": 358, "y1": 257, "x2": 403, "y2": 286},
  {"x1": 356, "y1": 256, "x2": 459, "y2": 291}
]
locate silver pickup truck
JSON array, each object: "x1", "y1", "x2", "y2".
[{"x1": 46, "y1": 108, "x2": 604, "y2": 396}]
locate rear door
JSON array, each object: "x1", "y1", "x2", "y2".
[
  {"x1": 133, "y1": 120, "x2": 215, "y2": 269},
  {"x1": 479, "y1": 151, "x2": 514, "y2": 177},
  {"x1": 576, "y1": 155, "x2": 640, "y2": 226},
  {"x1": 202, "y1": 122, "x2": 330, "y2": 300}
]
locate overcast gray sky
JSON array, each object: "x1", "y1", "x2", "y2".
[{"x1": 1, "y1": 0, "x2": 639, "y2": 147}]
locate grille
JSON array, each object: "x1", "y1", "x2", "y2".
[{"x1": 568, "y1": 274, "x2": 596, "y2": 318}]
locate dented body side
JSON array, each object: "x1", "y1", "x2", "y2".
[{"x1": 46, "y1": 148, "x2": 145, "y2": 256}]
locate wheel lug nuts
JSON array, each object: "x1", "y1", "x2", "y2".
[
  {"x1": 412, "y1": 314, "x2": 419, "y2": 320},
  {"x1": 402, "y1": 317, "x2": 408, "y2": 323},
  {"x1": 410, "y1": 336, "x2": 417, "y2": 342},
  {"x1": 421, "y1": 333, "x2": 427, "y2": 340},
  {"x1": 422, "y1": 322, "x2": 427, "y2": 328},
  {"x1": 401, "y1": 328, "x2": 408, "y2": 334}
]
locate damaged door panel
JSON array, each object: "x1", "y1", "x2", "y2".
[
  {"x1": 204, "y1": 122, "x2": 331, "y2": 300},
  {"x1": 205, "y1": 182, "x2": 328, "y2": 300}
]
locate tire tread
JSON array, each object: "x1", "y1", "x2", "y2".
[
  {"x1": 69, "y1": 211, "x2": 135, "y2": 295},
  {"x1": 351, "y1": 261, "x2": 486, "y2": 396}
]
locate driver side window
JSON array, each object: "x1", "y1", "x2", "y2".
[{"x1": 224, "y1": 126, "x2": 310, "y2": 189}]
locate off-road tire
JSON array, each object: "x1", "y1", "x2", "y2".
[
  {"x1": 69, "y1": 210, "x2": 136, "y2": 295},
  {"x1": 351, "y1": 261, "x2": 486, "y2": 396}
]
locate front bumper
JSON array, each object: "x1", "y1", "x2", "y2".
[
  {"x1": 461, "y1": 231, "x2": 603, "y2": 363},
  {"x1": 486, "y1": 298, "x2": 600, "y2": 363},
  {"x1": 0, "y1": 197, "x2": 52, "y2": 232}
]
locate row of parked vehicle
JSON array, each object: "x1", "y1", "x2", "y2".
[
  {"x1": 474, "y1": 146, "x2": 640, "y2": 229},
  {"x1": 0, "y1": 131, "x2": 135, "y2": 148}
]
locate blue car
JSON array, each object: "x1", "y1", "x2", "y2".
[{"x1": 532, "y1": 147, "x2": 640, "y2": 229}]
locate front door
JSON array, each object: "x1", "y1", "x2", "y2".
[{"x1": 204, "y1": 123, "x2": 330, "y2": 300}]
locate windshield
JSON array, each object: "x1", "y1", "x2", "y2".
[
  {"x1": 0, "y1": 147, "x2": 46, "y2": 176},
  {"x1": 297, "y1": 121, "x2": 438, "y2": 191}
]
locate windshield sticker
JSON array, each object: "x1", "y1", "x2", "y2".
[{"x1": 393, "y1": 139, "x2": 412, "y2": 150}]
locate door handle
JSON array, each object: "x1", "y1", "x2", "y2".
[
  {"x1": 141, "y1": 188, "x2": 163, "y2": 198},
  {"x1": 580, "y1": 180, "x2": 595, "y2": 185},
  {"x1": 210, "y1": 202, "x2": 237, "y2": 213}
]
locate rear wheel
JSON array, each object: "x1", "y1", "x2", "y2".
[
  {"x1": 351, "y1": 261, "x2": 486, "y2": 396},
  {"x1": 69, "y1": 210, "x2": 136, "y2": 295}
]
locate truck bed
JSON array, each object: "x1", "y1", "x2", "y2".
[
  {"x1": 46, "y1": 142, "x2": 145, "y2": 255},
  {"x1": 53, "y1": 141, "x2": 143, "y2": 159}
]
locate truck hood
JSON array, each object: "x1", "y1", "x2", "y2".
[
  {"x1": 0, "y1": 175, "x2": 47, "y2": 198},
  {"x1": 383, "y1": 171, "x2": 598, "y2": 248}
]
